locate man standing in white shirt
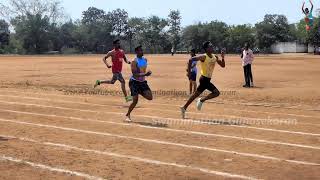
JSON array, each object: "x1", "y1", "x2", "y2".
[{"x1": 241, "y1": 43, "x2": 254, "y2": 88}]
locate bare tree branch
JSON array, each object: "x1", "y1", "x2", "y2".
[{"x1": 0, "y1": 0, "x2": 64, "y2": 23}]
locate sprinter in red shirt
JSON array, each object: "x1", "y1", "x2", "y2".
[{"x1": 94, "y1": 39, "x2": 132, "y2": 102}]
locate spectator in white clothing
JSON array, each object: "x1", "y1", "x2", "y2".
[{"x1": 241, "y1": 43, "x2": 254, "y2": 88}]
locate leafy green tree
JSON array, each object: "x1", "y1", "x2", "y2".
[
  {"x1": 181, "y1": 24, "x2": 203, "y2": 51},
  {"x1": 0, "y1": 20, "x2": 10, "y2": 49},
  {"x1": 107, "y1": 9, "x2": 129, "y2": 37},
  {"x1": 78, "y1": 7, "x2": 114, "y2": 53},
  {"x1": 205, "y1": 21, "x2": 229, "y2": 48},
  {"x1": 168, "y1": 10, "x2": 181, "y2": 51},
  {"x1": 182, "y1": 21, "x2": 228, "y2": 52},
  {"x1": 59, "y1": 21, "x2": 77, "y2": 49},
  {"x1": 82, "y1": 7, "x2": 107, "y2": 25},
  {"x1": 125, "y1": 17, "x2": 145, "y2": 52},
  {"x1": 295, "y1": 19, "x2": 308, "y2": 43},
  {"x1": 0, "y1": 0, "x2": 64, "y2": 23},
  {"x1": 255, "y1": 14, "x2": 295, "y2": 50},
  {"x1": 1, "y1": 0, "x2": 64, "y2": 54},
  {"x1": 226, "y1": 24, "x2": 255, "y2": 52},
  {"x1": 306, "y1": 17, "x2": 320, "y2": 46},
  {"x1": 143, "y1": 15, "x2": 168, "y2": 53},
  {"x1": 11, "y1": 14, "x2": 51, "y2": 54}
]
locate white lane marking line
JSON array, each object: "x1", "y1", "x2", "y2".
[
  {"x1": 1, "y1": 108, "x2": 319, "y2": 138},
  {"x1": 0, "y1": 99, "x2": 319, "y2": 136},
  {"x1": 118, "y1": 100, "x2": 319, "y2": 119},
  {"x1": 0, "y1": 155, "x2": 105, "y2": 180},
  {"x1": 235, "y1": 125, "x2": 320, "y2": 136},
  {"x1": 0, "y1": 92, "x2": 319, "y2": 119},
  {"x1": 0, "y1": 104, "x2": 319, "y2": 151},
  {"x1": 148, "y1": 101, "x2": 320, "y2": 119},
  {"x1": 0, "y1": 89, "x2": 309, "y2": 112},
  {"x1": 0, "y1": 99, "x2": 123, "y2": 114},
  {"x1": 141, "y1": 114, "x2": 320, "y2": 137},
  {"x1": 1, "y1": 117, "x2": 320, "y2": 166},
  {"x1": 1, "y1": 109, "x2": 320, "y2": 166},
  {"x1": 1, "y1": 114, "x2": 320, "y2": 168},
  {"x1": 0, "y1": 135, "x2": 258, "y2": 180},
  {"x1": 1, "y1": 96, "x2": 254, "y2": 124}
]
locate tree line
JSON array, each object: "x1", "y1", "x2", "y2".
[{"x1": 0, "y1": 0, "x2": 319, "y2": 54}]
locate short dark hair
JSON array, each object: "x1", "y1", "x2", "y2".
[
  {"x1": 135, "y1": 45, "x2": 142, "y2": 52},
  {"x1": 113, "y1": 39, "x2": 120, "y2": 45},
  {"x1": 190, "y1": 49, "x2": 196, "y2": 54},
  {"x1": 202, "y1": 41, "x2": 212, "y2": 50}
]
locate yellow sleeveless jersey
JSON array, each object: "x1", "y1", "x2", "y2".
[{"x1": 200, "y1": 53, "x2": 217, "y2": 78}]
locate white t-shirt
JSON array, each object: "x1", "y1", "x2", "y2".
[{"x1": 242, "y1": 49, "x2": 254, "y2": 66}]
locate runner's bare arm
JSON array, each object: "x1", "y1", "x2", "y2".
[
  {"x1": 187, "y1": 59, "x2": 193, "y2": 76},
  {"x1": 145, "y1": 59, "x2": 152, "y2": 76},
  {"x1": 124, "y1": 54, "x2": 131, "y2": 64},
  {"x1": 216, "y1": 52, "x2": 226, "y2": 68},
  {"x1": 310, "y1": 0, "x2": 314, "y2": 12},
  {"x1": 302, "y1": 2, "x2": 306, "y2": 14},
  {"x1": 103, "y1": 51, "x2": 112, "y2": 68},
  {"x1": 193, "y1": 55, "x2": 206, "y2": 62},
  {"x1": 249, "y1": 50, "x2": 254, "y2": 61},
  {"x1": 191, "y1": 61, "x2": 197, "y2": 69}
]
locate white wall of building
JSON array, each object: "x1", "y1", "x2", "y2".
[
  {"x1": 271, "y1": 42, "x2": 310, "y2": 53},
  {"x1": 308, "y1": 44, "x2": 315, "y2": 53}
]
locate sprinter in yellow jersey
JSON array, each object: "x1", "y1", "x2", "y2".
[{"x1": 180, "y1": 41, "x2": 225, "y2": 119}]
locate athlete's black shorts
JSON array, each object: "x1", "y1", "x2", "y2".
[
  {"x1": 111, "y1": 72, "x2": 125, "y2": 83},
  {"x1": 129, "y1": 79, "x2": 151, "y2": 96},
  {"x1": 197, "y1": 75, "x2": 218, "y2": 93}
]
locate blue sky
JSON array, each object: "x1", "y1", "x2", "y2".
[{"x1": 45, "y1": 0, "x2": 320, "y2": 26}]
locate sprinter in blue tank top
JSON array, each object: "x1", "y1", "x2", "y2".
[
  {"x1": 125, "y1": 45, "x2": 153, "y2": 122},
  {"x1": 187, "y1": 49, "x2": 198, "y2": 95}
]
